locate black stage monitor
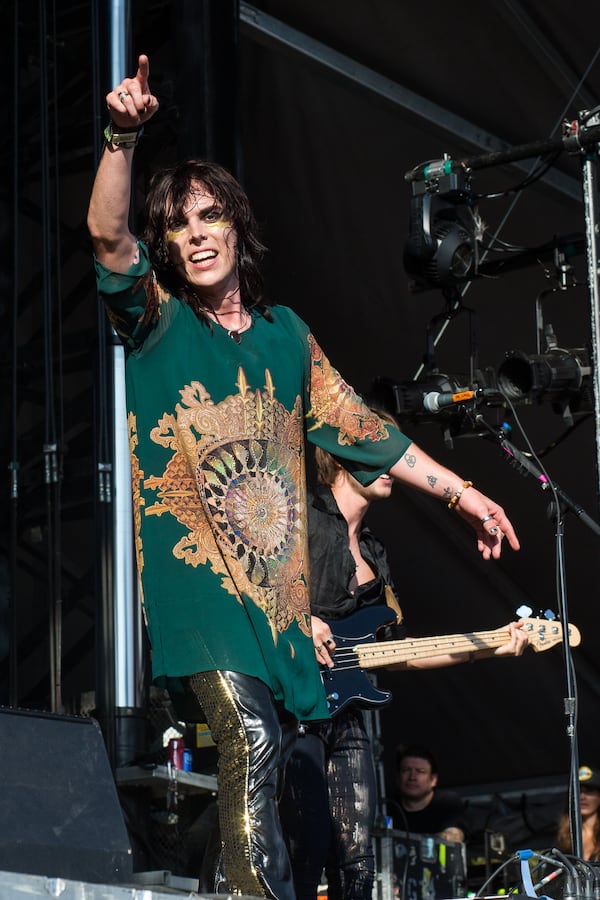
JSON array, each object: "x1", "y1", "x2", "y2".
[{"x1": 0, "y1": 707, "x2": 133, "y2": 885}]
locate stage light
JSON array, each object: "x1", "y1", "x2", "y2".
[
  {"x1": 403, "y1": 171, "x2": 479, "y2": 293},
  {"x1": 497, "y1": 347, "x2": 593, "y2": 419}
]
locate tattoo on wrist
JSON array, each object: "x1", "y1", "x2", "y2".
[
  {"x1": 443, "y1": 486, "x2": 452, "y2": 500},
  {"x1": 404, "y1": 453, "x2": 416, "y2": 469},
  {"x1": 427, "y1": 475, "x2": 437, "y2": 489}
]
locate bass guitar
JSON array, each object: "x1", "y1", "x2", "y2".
[{"x1": 321, "y1": 606, "x2": 580, "y2": 716}]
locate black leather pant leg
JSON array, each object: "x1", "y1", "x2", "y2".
[
  {"x1": 280, "y1": 726, "x2": 331, "y2": 899},
  {"x1": 325, "y1": 709, "x2": 376, "y2": 900},
  {"x1": 188, "y1": 670, "x2": 298, "y2": 900},
  {"x1": 281, "y1": 709, "x2": 376, "y2": 900}
]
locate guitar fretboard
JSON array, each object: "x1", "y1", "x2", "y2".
[{"x1": 355, "y1": 629, "x2": 507, "y2": 669}]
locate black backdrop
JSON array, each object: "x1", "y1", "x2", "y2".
[
  {"x1": 2, "y1": 0, "x2": 600, "y2": 802},
  {"x1": 237, "y1": 0, "x2": 600, "y2": 793}
]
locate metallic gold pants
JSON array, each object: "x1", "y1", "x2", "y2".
[{"x1": 188, "y1": 670, "x2": 298, "y2": 899}]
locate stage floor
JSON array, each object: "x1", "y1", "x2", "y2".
[{"x1": 0, "y1": 868, "x2": 262, "y2": 899}]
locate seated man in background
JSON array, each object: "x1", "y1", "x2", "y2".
[{"x1": 393, "y1": 744, "x2": 468, "y2": 843}]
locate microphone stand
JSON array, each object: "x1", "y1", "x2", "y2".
[{"x1": 472, "y1": 411, "x2": 600, "y2": 864}]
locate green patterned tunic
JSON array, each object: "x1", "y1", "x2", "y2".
[{"x1": 95, "y1": 242, "x2": 412, "y2": 721}]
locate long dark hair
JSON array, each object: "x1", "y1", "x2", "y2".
[
  {"x1": 556, "y1": 799, "x2": 600, "y2": 861},
  {"x1": 142, "y1": 159, "x2": 270, "y2": 318}
]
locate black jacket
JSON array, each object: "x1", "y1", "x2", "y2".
[{"x1": 308, "y1": 485, "x2": 399, "y2": 620}]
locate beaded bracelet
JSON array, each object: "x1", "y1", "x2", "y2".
[{"x1": 447, "y1": 480, "x2": 473, "y2": 511}]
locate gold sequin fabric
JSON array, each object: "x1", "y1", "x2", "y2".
[{"x1": 188, "y1": 671, "x2": 267, "y2": 898}]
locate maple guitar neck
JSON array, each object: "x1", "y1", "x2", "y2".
[
  {"x1": 356, "y1": 629, "x2": 521, "y2": 669},
  {"x1": 321, "y1": 610, "x2": 577, "y2": 716}
]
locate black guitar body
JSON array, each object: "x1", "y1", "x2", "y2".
[{"x1": 321, "y1": 606, "x2": 398, "y2": 716}]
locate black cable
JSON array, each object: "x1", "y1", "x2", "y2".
[
  {"x1": 39, "y1": 0, "x2": 55, "y2": 708},
  {"x1": 474, "y1": 851, "x2": 523, "y2": 897},
  {"x1": 9, "y1": 0, "x2": 21, "y2": 708},
  {"x1": 91, "y1": 0, "x2": 111, "y2": 474},
  {"x1": 475, "y1": 848, "x2": 572, "y2": 898},
  {"x1": 497, "y1": 393, "x2": 584, "y2": 860},
  {"x1": 511, "y1": 414, "x2": 592, "y2": 461},
  {"x1": 39, "y1": 0, "x2": 63, "y2": 714},
  {"x1": 50, "y1": 0, "x2": 65, "y2": 715},
  {"x1": 50, "y1": 0, "x2": 65, "y2": 452},
  {"x1": 89, "y1": 0, "x2": 119, "y2": 769},
  {"x1": 474, "y1": 151, "x2": 563, "y2": 201}
]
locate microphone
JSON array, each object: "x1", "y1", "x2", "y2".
[
  {"x1": 532, "y1": 866, "x2": 564, "y2": 891},
  {"x1": 422, "y1": 390, "x2": 475, "y2": 413}
]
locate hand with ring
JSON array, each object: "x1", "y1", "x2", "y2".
[
  {"x1": 311, "y1": 615, "x2": 336, "y2": 668},
  {"x1": 106, "y1": 54, "x2": 159, "y2": 129},
  {"x1": 480, "y1": 513, "x2": 500, "y2": 536},
  {"x1": 453, "y1": 487, "x2": 519, "y2": 560},
  {"x1": 480, "y1": 513, "x2": 499, "y2": 535}
]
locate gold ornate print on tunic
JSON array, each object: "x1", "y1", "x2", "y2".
[
  {"x1": 306, "y1": 333, "x2": 391, "y2": 446},
  {"x1": 144, "y1": 368, "x2": 310, "y2": 640}
]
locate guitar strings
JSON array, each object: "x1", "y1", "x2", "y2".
[
  {"x1": 323, "y1": 620, "x2": 567, "y2": 674},
  {"x1": 327, "y1": 634, "x2": 507, "y2": 672},
  {"x1": 329, "y1": 634, "x2": 506, "y2": 658}
]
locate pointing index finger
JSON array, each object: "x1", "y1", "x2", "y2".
[{"x1": 136, "y1": 54, "x2": 150, "y2": 90}]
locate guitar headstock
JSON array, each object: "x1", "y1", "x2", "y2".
[{"x1": 520, "y1": 617, "x2": 581, "y2": 652}]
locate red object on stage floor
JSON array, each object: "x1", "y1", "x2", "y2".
[{"x1": 168, "y1": 736, "x2": 185, "y2": 769}]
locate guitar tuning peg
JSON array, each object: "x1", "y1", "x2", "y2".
[
  {"x1": 544, "y1": 609, "x2": 556, "y2": 621},
  {"x1": 516, "y1": 605, "x2": 533, "y2": 618}
]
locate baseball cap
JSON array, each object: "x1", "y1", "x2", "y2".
[{"x1": 579, "y1": 765, "x2": 600, "y2": 789}]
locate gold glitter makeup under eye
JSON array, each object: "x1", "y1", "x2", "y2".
[
  {"x1": 165, "y1": 216, "x2": 231, "y2": 243},
  {"x1": 206, "y1": 217, "x2": 231, "y2": 229}
]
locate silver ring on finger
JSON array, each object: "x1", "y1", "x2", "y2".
[
  {"x1": 481, "y1": 514, "x2": 494, "y2": 524},
  {"x1": 118, "y1": 90, "x2": 130, "y2": 103}
]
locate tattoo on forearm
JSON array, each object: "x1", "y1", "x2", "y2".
[
  {"x1": 404, "y1": 452, "x2": 416, "y2": 469},
  {"x1": 427, "y1": 475, "x2": 437, "y2": 489},
  {"x1": 443, "y1": 486, "x2": 452, "y2": 500}
]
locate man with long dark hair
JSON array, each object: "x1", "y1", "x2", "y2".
[{"x1": 88, "y1": 55, "x2": 519, "y2": 899}]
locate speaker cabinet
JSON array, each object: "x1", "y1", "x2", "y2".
[{"x1": 0, "y1": 707, "x2": 133, "y2": 884}]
